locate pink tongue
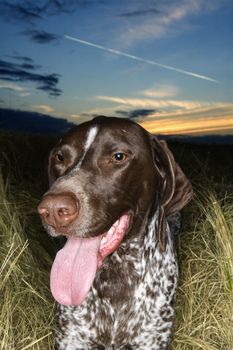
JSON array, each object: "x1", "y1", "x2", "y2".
[{"x1": 50, "y1": 236, "x2": 102, "y2": 306}]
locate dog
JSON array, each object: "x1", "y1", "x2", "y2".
[{"x1": 38, "y1": 116, "x2": 193, "y2": 349}]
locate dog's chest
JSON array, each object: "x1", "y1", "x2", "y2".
[{"x1": 56, "y1": 233, "x2": 178, "y2": 350}]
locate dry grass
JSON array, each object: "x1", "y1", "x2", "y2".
[
  {"x1": 173, "y1": 192, "x2": 233, "y2": 350},
  {"x1": 0, "y1": 154, "x2": 232, "y2": 349},
  {"x1": 0, "y1": 174, "x2": 55, "y2": 350}
]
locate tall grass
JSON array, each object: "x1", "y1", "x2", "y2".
[
  {"x1": 173, "y1": 192, "x2": 233, "y2": 350},
  {"x1": 0, "y1": 173, "x2": 55, "y2": 350},
  {"x1": 0, "y1": 134, "x2": 232, "y2": 349}
]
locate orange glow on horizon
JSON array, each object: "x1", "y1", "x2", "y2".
[
  {"x1": 80, "y1": 97, "x2": 233, "y2": 136},
  {"x1": 140, "y1": 115, "x2": 233, "y2": 135}
]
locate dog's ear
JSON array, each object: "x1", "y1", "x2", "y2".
[{"x1": 151, "y1": 136, "x2": 193, "y2": 251}]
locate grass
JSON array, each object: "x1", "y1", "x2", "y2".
[
  {"x1": 173, "y1": 192, "x2": 233, "y2": 350},
  {"x1": 0, "y1": 173, "x2": 55, "y2": 350},
  {"x1": 0, "y1": 132, "x2": 233, "y2": 349}
]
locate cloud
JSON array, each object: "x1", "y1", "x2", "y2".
[
  {"x1": 67, "y1": 101, "x2": 233, "y2": 135},
  {"x1": 116, "y1": 0, "x2": 222, "y2": 48},
  {"x1": 2, "y1": 56, "x2": 40, "y2": 70},
  {"x1": 8, "y1": 55, "x2": 34, "y2": 63},
  {"x1": 0, "y1": 2, "x2": 43, "y2": 22},
  {"x1": 0, "y1": 107, "x2": 75, "y2": 134},
  {"x1": 90, "y1": 94, "x2": 233, "y2": 135},
  {"x1": 0, "y1": 80, "x2": 31, "y2": 97},
  {"x1": 33, "y1": 104, "x2": 55, "y2": 113},
  {"x1": 116, "y1": 108, "x2": 157, "y2": 120},
  {"x1": 95, "y1": 95, "x2": 209, "y2": 110},
  {"x1": 23, "y1": 30, "x2": 60, "y2": 44},
  {"x1": 0, "y1": 81, "x2": 27, "y2": 92},
  {"x1": 0, "y1": 1, "x2": 97, "y2": 23},
  {"x1": 69, "y1": 106, "x2": 122, "y2": 121},
  {"x1": 140, "y1": 84, "x2": 179, "y2": 98},
  {"x1": 68, "y1": 112, "x2": 96, "y2": 124},
  {"x1": 118, "y1": 8, "x2": 160, "y2": 18},
  {"x1": 0, "y1": 58, "x2": 62, "y2": 97},
  {"x1": 7, "y1": 54, "x2": 41, "y2": 70},
  {"x1": 140, "y1": 108, "x2": 233, "y2": 135},
  {"x1": 70, "y1": 113, "x2": 81, "y2": 119}
]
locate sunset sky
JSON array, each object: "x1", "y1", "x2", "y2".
[{"x1": 0, "y1": 0, "x2": 232, "y2": 135}]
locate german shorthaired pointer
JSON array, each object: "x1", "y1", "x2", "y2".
[{"x1": 38, "y1": 116, "x2": 193, "y2": 350}]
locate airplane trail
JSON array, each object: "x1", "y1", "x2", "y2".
[{"x1": 64, "y1": 35, "x2": 218, "y2": 83}]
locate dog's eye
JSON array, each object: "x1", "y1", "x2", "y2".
[
  {"x1": 55, "y1": 152, "x2": 64, "y2": 163},
  {"x1": 112, "y1": 152, "x2": 127, "y2": 162}
]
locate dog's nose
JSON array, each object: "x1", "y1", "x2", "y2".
[{"x1": 38, "y1": 192, "x2": 79, "y2": 231}]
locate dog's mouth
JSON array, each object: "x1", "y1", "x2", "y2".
[{"x1": 50, "y1": 213, "x2": 131, "y2": 306}]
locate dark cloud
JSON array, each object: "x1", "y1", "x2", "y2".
[
  {"x1": 20, "y1": 63, "x2": 40, "y2": 70},
  {"x1": 8, "y1": 54, "x2": 34, "y2": 63},
  {"x1": 22, "y1": 29, "x2": 60, "y2": 44},
  {"x1": 1, "y1": 59, "x2": 39, "y2": 72},
  {"x1": 117, "y1": 109, "x2": 156, "y2": 120},
  {"x1": 0, "y1": 1, "x2": 97, "y2": 23},
  {"x1": 0, "y1": 107, "x2": 75, "y2": 134},
  {"x1": 78, "y1": 109, "x2": 158, "y2": 122},
  {"x1": 7, "y1": 54, "x2": 41, "y2": 69},
  {"x1": 119, "y1": 8, "x2": 160, "y2": 18},
  {"x1": 0, "y1": 59, "x2": 62, "y2": 97},
  {"x1": 0, "y1": 2, "x2": 43, "y2": 23}
]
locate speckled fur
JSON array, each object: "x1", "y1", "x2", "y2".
[
  {"x1": 56, "y1": 212, "x2": 178, "y2": 350},
  {"x1": 40, "y1": 117, "x2": 192, "y2": 350}
]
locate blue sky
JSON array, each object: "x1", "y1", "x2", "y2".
[{"x1": 0, "y1": 0, "x2": 232, "y2": 135}]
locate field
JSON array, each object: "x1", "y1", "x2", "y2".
[{"x1": 0, "y1": 132, "x2": 233, "y2": 350}]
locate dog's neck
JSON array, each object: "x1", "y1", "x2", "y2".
[{"x1": 93, "y1": 209, "x2": 164, "y2": 305}]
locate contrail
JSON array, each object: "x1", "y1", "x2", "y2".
[{"x1": 64, "y1": 35, "x2": 218, "y2": 83}]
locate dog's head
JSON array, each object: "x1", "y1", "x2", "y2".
[{"x1": 38, "y1": 116, "x2": 192, "y2": 306}]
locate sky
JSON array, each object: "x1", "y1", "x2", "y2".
[{"x1": 0, "y1": 0, "x2": 233, "y2": 135}]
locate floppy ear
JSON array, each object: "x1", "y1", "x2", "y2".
[{"x1": 151, "y1": 136, "x2": 193, "y2": 251}]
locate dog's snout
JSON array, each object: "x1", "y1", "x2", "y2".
[{"x1": 38, "y1": 192, "x2": 79, "y2": 231}]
